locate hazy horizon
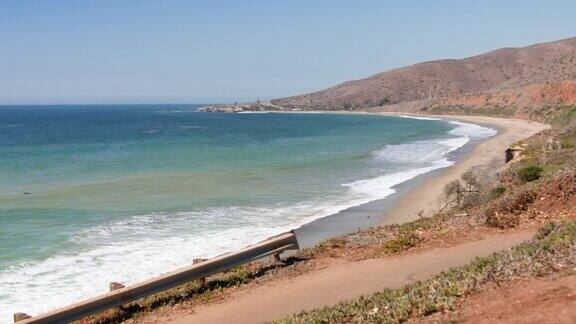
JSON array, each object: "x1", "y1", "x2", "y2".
[{"x1": 2, "y1": 0, "x2": 576, "y2": 105}]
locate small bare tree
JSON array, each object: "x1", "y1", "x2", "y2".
[{"x1": 441, "y1": 171, "x2": 484, "y2": 211}]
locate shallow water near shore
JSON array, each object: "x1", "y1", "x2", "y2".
[
  {"x1": 0, "y1": 105, "x2": 495, "y2": 320},
  {"x1": 295, "y1": 136, "x2": 477, "y2": 247}
]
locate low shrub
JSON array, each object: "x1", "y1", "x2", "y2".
[
  {"x1": 517, "y1": 165, "x2": 543, "y2": 183},
  {"x1": 490, "y1": 186, "x2": 506, "y2": 199},
  {"x1": 442, "y1": 171, "x2": 487, "y2": 209},
  {"x1": 377, "y1": 233, "x2": 422, "y2": 255},
  {"x1": 561, "y1": 134, "x2": 576, "y2": 149}
]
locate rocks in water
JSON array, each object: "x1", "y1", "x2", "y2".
[{"x1": 198, "y1": 101, "x2": 293, "y2": 113}]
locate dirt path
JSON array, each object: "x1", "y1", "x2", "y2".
[{"x1": 143, "y1": 230, "x2": 534, "y2": 324}]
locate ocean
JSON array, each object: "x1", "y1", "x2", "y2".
[{"x1": 0, "y1": 105, "x2": 495, "y2": 321}]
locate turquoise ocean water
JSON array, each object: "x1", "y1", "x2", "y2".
[{"x1": 0, "y1": 105, "x2": 495, "y2": 321}]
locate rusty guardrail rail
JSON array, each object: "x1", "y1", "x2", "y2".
[{"x1": 15, "y1": 231, "x2": 299, "y2": 323}]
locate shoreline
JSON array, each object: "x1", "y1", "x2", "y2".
[
  {"x1": 294, "y1": 111, "x2": 548, "y2": 246},
  {"x1": 379, "y1": 114, "x2": 548, "y2": 225}
]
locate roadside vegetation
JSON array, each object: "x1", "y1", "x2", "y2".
[
  {"x1": 82, "y1": 267, "x2": 254, "y2": 323},
  {"x1": 280, "y1": 221, "x2": 576, "y2": 323}
]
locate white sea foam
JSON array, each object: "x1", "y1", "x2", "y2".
[
  {"x1": 343, "y1": 158, "x2": 454, "y2": 200},
  {"x1": 397, "y1": 115, "x2": 443, "y2": 121},
  {"x1": 358, "y1": 121, "x2": 491, "y2": 204},
  {"x1": 447, "y1": 120, "x2": 497, "y2": 138},
  {"x1": 374, "y1": 138, "x2": 466, "y2": 164},
  {"x1": 0, "y1": 118, "x2": 497, "y2": 322},
  {"x1": 178, "y1": 125, "x2": 205, "y2": 129}
]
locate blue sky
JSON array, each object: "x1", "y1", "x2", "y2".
[{"x1": 1, "y1": 0, "x2": 575, "y2": 104}]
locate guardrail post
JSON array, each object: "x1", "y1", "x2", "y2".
[
  {"x1": 109, "y1": 282, "x2": 127, "y2": 312},
  {"x1": 193, "y1": 259, "x2": 208, "y2": 284},
  {"x1": 273, "y1": 253, "x2": 282, "y2": 262},
  {"x1": 109, "y1": 282, "x2": 125, "y2": 291},
  {"x1": 13, "y1": 313, "x2": 31, "y2": 322}
]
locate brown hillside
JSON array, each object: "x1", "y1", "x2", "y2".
[
  {"x1": 272, "y1": 37, "x2": 576, "y2": 112},
  {"x1": 492, "y1": 50, "x2": 576, "y2": 90},
  {"x1": 375, "y1": 81, "x2": 576, "y2": 121}
]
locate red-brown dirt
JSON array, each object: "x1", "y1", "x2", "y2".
[{"x1": 417, "y1": 273, "x2": 576, "y2": 324}]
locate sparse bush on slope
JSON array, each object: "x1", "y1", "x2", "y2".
[{"x1": 517, "y1": 165, "x2": 544, "y2": 183}]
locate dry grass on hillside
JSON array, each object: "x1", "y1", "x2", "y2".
[{"x1": 273, "y1": 37, "x2": 576, "y2": 113}]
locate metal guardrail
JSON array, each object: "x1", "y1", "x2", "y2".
[{"x1": 15, "y1": 231, "x2": 299, "y2": 323}]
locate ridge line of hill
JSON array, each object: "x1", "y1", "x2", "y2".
[{"x1": 266, "y1": 36, "x2": 576, "y2": 122}]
